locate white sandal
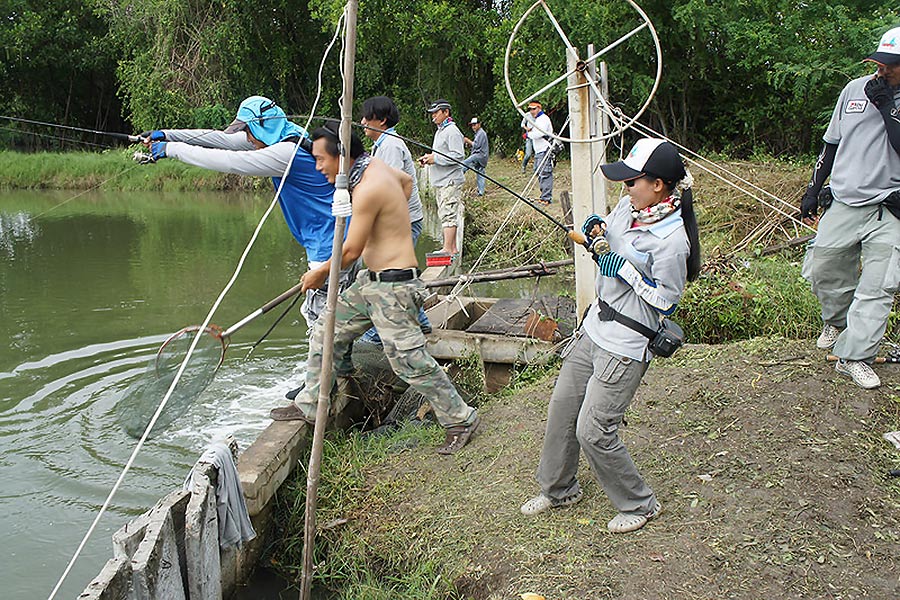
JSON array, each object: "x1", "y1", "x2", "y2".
[{"x1": 607, "y1": 502, "x2": 662, "y2": 533}]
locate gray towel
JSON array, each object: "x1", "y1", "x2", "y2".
[{"x1": 184, "y1": 442, "x2": 256, "y2": 548}]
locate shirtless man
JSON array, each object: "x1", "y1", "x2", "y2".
[{"x1": 269, "y1": 123, "x2": 480, "y2": 455}]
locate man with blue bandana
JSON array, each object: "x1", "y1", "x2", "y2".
[
  {"x1": 138, "y1": 96, "x2": 359, "y2": 405},
  {"x1": 139, "y1": 96, "x2": 357, "y2": 327}
]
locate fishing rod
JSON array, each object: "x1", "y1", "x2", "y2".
[
  {"x1": 0, "y1": 115, "x2": 142, "y2": 143},
  {"x1": 296, "y1": 115, "x2": 595, "y2": 250}
]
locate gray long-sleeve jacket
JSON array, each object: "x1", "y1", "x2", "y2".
[
  {"x1": 372, "y1": 130, "x2": 425, "y2": 223},
  {"x1": 429, "y1": 121, "x2": 465, "y2": 187},
  {"x1": 470, "y1": 128, "x2": 489, "y2": 165}
]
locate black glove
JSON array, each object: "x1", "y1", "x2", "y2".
[
  {"x1": 865, "y1": 77, "x2": 895, "y2": 110},
  {"x1": 800, "y1": 191, "x2": 818, "y2": 221}
]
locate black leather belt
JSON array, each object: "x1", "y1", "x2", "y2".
[{"x1": 368, "y1": 268, "x2": 420, "y2": 282}]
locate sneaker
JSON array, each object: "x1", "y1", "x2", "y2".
[
  {"x1": 520, "y1": 489, "x2": 583, "y2": 516},
  {"x1": 607, "y1": 501, "x2": 662, "y2": 533},
  {"x1": 835, "y1": 359, "x2": 881, "y2": 389},
  {"x1": 269, "y1": 404, "x2": 316, "y2": 423},
  {"x1": 436, "y1": 416, "x2": 480, "y2": 455},
  {"x1": 816, "y1": 324, "x2": 842, "y2": 350}
]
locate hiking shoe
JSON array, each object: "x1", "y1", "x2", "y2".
[
  {"x1": 269, "y1": 404, "x2": 315, "y2": 423},
  {"x1": 436, "y1": 416, "x2": 480, "y2": 455},
  {"x1": 520, "y1": 490, "x2": 583, "y2": 516},
  {"x1": 816, "y1": 324, "x2": 842, "y2": 350},
  {"x1": 835, "y1": 359, "x2": 880, "y2": 389},
  {"x1": 607, "y1": 501, "x2": 662, "y2": 533}
]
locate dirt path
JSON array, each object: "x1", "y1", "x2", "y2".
[{"x1": 341, "y1": 338, "x2": 900, "y2": 599}]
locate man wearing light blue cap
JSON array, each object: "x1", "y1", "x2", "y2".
[
  {"x1": 139, "y1": 96, "x2": 357, "y2": 327},
  {"x1": 139, "y1": 96, "x2": 359, "y2": 404}
]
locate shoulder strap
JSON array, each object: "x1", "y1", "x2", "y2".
[{"x1": 596, "y1": 299, "x2": 657, "y2": 340}]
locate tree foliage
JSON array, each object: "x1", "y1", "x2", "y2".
[{"x1": 1, "y1": 0, "x2": 898, "y2": 155}]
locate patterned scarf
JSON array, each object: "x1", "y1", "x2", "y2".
[
  {"x1": 348, "y1": 152, "x2": 372, "y2": 193},
  {"x1": 631, "y1": 195, "x2": 680, "y2": 225},
  {"x1": 438, "y1": 116, "x2": 454, "y2": 129}
]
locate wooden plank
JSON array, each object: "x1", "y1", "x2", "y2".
[{"x1": 425, "y1": 329, "x2": 553, "y2": 365}]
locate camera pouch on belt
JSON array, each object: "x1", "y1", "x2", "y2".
[{"x1": 596, "y1": 299, "x2": 685, "y2": 358}]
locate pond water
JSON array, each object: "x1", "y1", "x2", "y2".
[
  {"x1": 0, "y1": 189, "x2": 348, "y2": 599},
  {"x1": 0, "y1": 188, "x2": 565, "y2": 599}
]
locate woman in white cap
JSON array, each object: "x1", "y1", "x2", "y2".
[{"x1": 521, "y1": 138, "x2": 700, "y2": 533}]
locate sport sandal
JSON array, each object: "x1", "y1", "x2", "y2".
[
  {"x1": 436, "y1": 416, "x2": 480, "y2": 455},
  {"x1": 607, "y1": 501, "x2": 662, "y2": 534},
  {"x1": 816, "y1": 324, "x2": 841, "y2": 350},
  {"x1": 520, "y1": 489, "x2": 583, "y2": 516}
]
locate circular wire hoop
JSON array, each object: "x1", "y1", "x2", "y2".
[
  {"x1": 504, "y1": 0, "x2": 662, "y2": 144},
  {"x1": 155, "y1": 324, "x2": 227, "y2": 377}
]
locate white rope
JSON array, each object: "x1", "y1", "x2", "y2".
[
  {"x1": 444, "y1": 116, "x2": 571, "y2": 305},
  {"x1": 45, "y1": 13, "x2": 347, "y2": 600},
  {"x1": 626, "y1": 118, "x2": 814, "y2": 233}
]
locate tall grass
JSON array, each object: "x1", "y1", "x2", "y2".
[
  {"x1": 0, "y1": 149, "x2": 262, "y2": 191},
  {"x1": 267, "y1": 424, "x2": 460, "y2": 599}
]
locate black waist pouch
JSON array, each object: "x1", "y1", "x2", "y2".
[
  {"x1": 597, "y1": 300, "x2": 685, "y2": 358},
  {"x1": 648, "y1": 319, "x2": 686, "y2": 358}
]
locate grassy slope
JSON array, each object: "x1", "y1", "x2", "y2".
[{"x1": 277, "y1": 339, "x2": 900, "y2": 599}]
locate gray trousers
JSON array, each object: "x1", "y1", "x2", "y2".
[
  {"x1": 802, "y1": 201, "x2": 900, "y2": 361},
  {"x1": 536, "y1": 331, "x2": 655, "y2": 515},
  {"x1": 533, "y1": 151, "x2": 553, "y2": 203}
]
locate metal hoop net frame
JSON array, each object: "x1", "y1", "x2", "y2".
[
  {"x1": 504, "y1": 0, "x2": 662, "y2": 144},
  {"x1": 116, "y1": 325, "x2": 228, "y2": 438}
]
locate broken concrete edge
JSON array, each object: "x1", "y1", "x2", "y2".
[{"x1": 238, "y1": 419, "x2": 310, "y2": 517}]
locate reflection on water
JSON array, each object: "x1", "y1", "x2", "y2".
[{"x1": 0, "y1": 190, "x2": 316, "y2": 599}]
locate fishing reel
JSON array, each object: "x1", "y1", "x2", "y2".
[{"x1": 133, "y1": 151, "x2": 155, "y2": 165}]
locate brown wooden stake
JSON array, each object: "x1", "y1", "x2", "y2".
[{"x1": 300, "y1": 2, "x2": 358, "y2": 599}]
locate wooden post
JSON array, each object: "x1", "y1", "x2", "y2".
[
  {"x1": 300, "y1": 2, "x2": 358, "y2": 599},
  {"x1": 566, "y1": 47, "x2": 597, "y2": 322},
  {"x1": 587, "y1": 44, "x2": 608, "y2": 218}
]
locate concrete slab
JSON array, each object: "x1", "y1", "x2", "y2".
[
  {"x1": 238, "y1": 420, "x2": 308, "y2": 517},
  {"x1": 131, "y1": 509, "x2": 186, "y2": 600},
  {"x1": 77, "y1": 557, "x2": 131, "y2": 599}
]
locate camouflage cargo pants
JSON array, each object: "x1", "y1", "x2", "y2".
[{"x1": 294, "y1": 270, "x2": 477, "y2": 428}]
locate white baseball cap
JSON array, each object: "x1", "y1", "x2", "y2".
[
  {"x1": 600, "y1": 138, "x2": 685, "y2": 183},
  {"x1": 469, "y1": 117, "x2": 479, "y2": 125},
  {"x1": 865, "y1": 26, "x2": 900, "y2": 66}
]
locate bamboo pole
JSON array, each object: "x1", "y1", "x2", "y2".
[{"x1": 300, "y1": 1, "x2": 358, "y2": 598}]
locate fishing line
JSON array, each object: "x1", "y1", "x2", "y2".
[
  {"x1": 626, "y1": 118, "x2": 813, "y2": 233},
  {"x1": 0, "y1": 115, "x2": 142, "y2": 142},
  {"x1": 302, "y1": 115, "x2": 575, "y2": 235},
  {"x1": 0, "y1": 124, "x2": 114, "y2": 149},
  {"x1": 45, "y1": 13, "x2": 347, "y2": 600}
]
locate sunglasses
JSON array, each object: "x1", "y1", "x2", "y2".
[{"x1": 624, "y1": 178, "x2": 638, "y2": 188}]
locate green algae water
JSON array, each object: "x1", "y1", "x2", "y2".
[{"x1": 0, "y1": 189, "x2": 325, "y2": 599}]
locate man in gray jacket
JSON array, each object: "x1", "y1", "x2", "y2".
[
  {"x1": 800, "y1": 26, "x2": 900, "y2": 390},
  {"x1": 418, "y1": 99, "x2": 465, "y2": 256}
]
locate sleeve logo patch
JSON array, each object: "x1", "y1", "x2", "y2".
[{"x1": 846, "y1": 99, "x2": 868, "y2": 113}]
